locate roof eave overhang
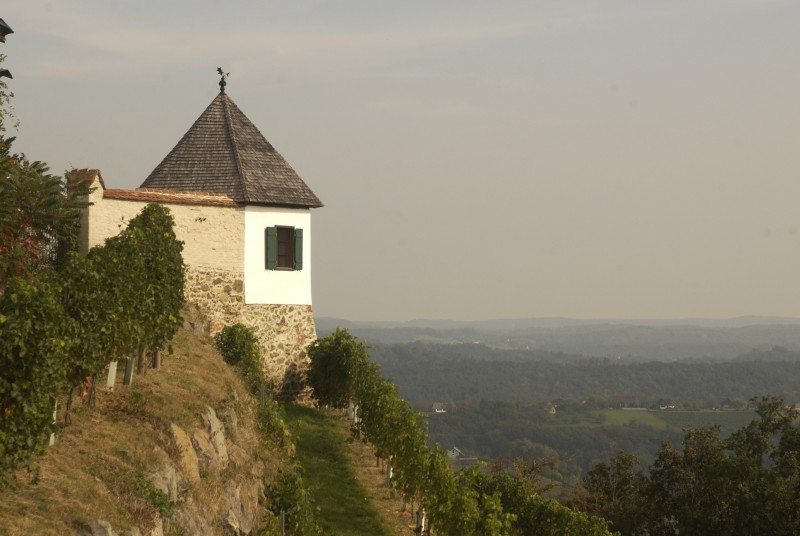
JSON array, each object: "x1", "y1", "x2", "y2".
[{"x1": 242, "y1": 201, "x2": 324, "y2": 210}]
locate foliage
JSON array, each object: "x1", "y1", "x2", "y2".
[
  {"x1": 573, "y1": 396, "x2": 800, "y2": 535},
  {"x1": 265, "y1": 465, "x2": 322, "y2": 536},
  {"x1": 126, "y1": 204, "x2": 185, "y2": 358},
  {"x1": 0, "y1": 52, "x2": 14, "y2": 135},
  {"x1": 61, "y1": 204, "x2": 185, "y2": 390},
  {"x1": 0, "y1": 275, "x2": 71, "y2": 485},
  {"x1": 470, "y1": 467, "x2": 610, "y2": 536},
  {"x1": 0, "y1": 153, "x2": 89, "y2": 285},
  {"x1": 427, "y1": 400, "x2": 686, "y2": 481},
  {"x1": 215, "y1": 323, "x2": 263, "y2": 392},
  {"x1": 258, "y1": 400, "x2": 294, "y2": 456},
  {"x1": 307, "y1": 327, "x2": 369, "y2": 408},
  {"x1": 0, "y1": 36, "x2": 185, "y2": 484},
  {"x1": 0, "y1": 203, "x2": 184, "y2": 485},
  {"x1": 134, "y1": 473, "x2": 174, "y2": 518},
  {"x1": 215, "y1": 323, "x2": 259, "y2": 366},
  {"x1": 309, "y1": 328, "x2": 612, "y2": 535}
]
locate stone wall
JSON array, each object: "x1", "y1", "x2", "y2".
[{"x1": 185, "y1": 267, "x2": 316, "y2": 388}]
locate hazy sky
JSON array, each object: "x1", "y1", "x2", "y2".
[{"x1": 3, "y1": 1, "x2": 800, "y2": 321}]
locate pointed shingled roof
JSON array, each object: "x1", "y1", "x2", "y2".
[{"x1": 140, "y1": 92, "x2": 322, "y2": 208}]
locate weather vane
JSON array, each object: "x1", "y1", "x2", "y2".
[{"x1": 217, "y1": 67, "x2": 229, "y2": 93}]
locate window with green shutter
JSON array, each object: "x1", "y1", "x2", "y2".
[
  {"x1": 265, "y1": 227, "x2": 277, "y2": 269},
  {"x1": 293, "y1": 228, "x2": 303, "y2": 270},
  {"x1": 265, "y1": 226, "x2": 303, "y2": 271}
]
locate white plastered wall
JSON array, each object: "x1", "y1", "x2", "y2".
[
  {"x1": 83, "y1": 179, "x2": 245, "y2": 271},
  {"x1": 243, "y1": 205, "x2": 312, "y2": 305}
]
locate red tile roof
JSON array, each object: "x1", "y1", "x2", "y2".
[
  {"x1": 103, "y1": 188, "x2": 239, "y2": 207},
  {"x1": 69, "y1": 168, "x2": 106, "y2": 189}
]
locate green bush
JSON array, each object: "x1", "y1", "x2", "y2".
[
  {"x1": 215, "y1": 323, "x2": 263, "y2": 392},
  {"x1": 126, "y1": 204, "x2": 185, "y2": 357},
  {"x1": 134, "y1": 473, "x2": 174, "y2": 518},
  {"x1": 258, "y1": 401, "x2": 294, "y2": 457},
  {"x1": 215, "y1": 323, "x2": 258, "y2": 366},
  {"x1": 265, "y1": 465, "x2": 322, "y2": 536}
]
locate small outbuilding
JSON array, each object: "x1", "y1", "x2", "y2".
[{"x1": 78, "y1": 80, "x2": 323, "y2": 387}]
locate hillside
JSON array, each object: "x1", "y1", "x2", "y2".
[
  {"x1": 0, "y1": 309, "x2": 294, "y2": 535},
  {"x1": 318, "y1": 318, "x2": 800, "y2": 361},
  {"x1": 369, "y1": 343, "x2": 800, "y2": 405}
]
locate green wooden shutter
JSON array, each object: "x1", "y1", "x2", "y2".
[
  {"x1": 293, "y1": 228, "x2": 304, "y2": 270},
  {"x1": 265, "y1": 227, "x2": 277, "y2": 269}
]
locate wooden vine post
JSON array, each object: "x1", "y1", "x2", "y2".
[{"x1": 123, "y1": 357, "x2": 134, "y2": 386}]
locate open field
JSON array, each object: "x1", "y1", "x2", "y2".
[
  {"x1": 588, "y1": 409, "x2": 756, "y2": 434},
  {"x1": 656, "y1": 410, "x2": 757, "y2": 435},
  {"x1": 599, "y1": 409, "x2": 671, "y2": 428}
]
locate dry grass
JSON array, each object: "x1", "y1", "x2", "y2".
[
  {"x1": 0, "y1": 309, "x2": 263, "y2": 535},
  {"x1": 343, "y1": 420, "x2": 419, "y2": 535}
]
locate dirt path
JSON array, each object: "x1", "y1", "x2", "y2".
[{"x1": 341, "y1": 418, "x2": 419, "y2": 535}]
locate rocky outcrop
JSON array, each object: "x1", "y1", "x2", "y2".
[
  {"x1": 202, "y1": 405, "x2": 229, "y2": 466},
  {"x1": 223, "y1": 481, "x2": 256, "y2": 535},
  {"x1": 168, "y1": 423, "x2": 200, "y2": 483},
  {"x1": 148, "y1": 448, "x2": 183, "y2": 502},
  {"x1": 221, "y1": 404, "x2": 239, "y2": 438},
  {"x1": 172, "y1": 497, "x2": 215, "y2": 536},
  {"x1": 128, "y1": 518, "x2": 163, "y2": 536},
  {"x1": 80, "y1": 403, "x2": 264, "y2": 535},
  {"x1": 168, "y1": 404, "x2": 263, "y2": 535},
  {"x1": 191, "y1": 406, "x2": 230, "y2": 473}
]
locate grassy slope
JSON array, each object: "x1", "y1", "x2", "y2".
[
  {"x1": 283, "y1": 405, "x2": 393, "y2": 536},
  {"x1": 0, "y1": 319, "x2": 264, "y2": 535}
]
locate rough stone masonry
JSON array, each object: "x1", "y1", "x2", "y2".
[{"x1": 184, "y1": 266, "x2": 316, "y2": 386}]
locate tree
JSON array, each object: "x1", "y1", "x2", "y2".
[
  {"x1": 576, "y1": 397, "x2": 800, "y2": 535},
  {"x1": 571, "y1": 452, "x2": 647, "y2": 535},
  {"x1": 0, "y1": 151, "x2": 89, "y2": 284},
  {"x1": 307, "y1": 328, "x2": 369, "y2": 407},
  {"x1": 0, "y1": 51, "x2": 89, "y2": 286}
]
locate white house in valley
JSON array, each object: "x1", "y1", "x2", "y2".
[{"x1": 77, "y1": 83, "x2": 323, "y2": 388}]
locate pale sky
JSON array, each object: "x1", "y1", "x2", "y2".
[{"x1": 3, "y1": 1, "x2": 800, "y2": 321}]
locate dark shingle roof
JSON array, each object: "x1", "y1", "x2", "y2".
[{"x1": 140, "y1": 92, "x2": 322, "y2": 208}]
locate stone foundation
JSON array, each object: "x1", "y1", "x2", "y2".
[{"x1": 184, "y1": 267, "x2": 316, "y2": 387}]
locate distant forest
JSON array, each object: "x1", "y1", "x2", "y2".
[
  {"x1": 317, "y1": 319, "x2": 800, "y2": 487},
  {"x1": 369, "y1": 342, "x2": 800, "y2": 407},
  {"x1": 318, "y1": 317, "x2": 800, "y2": 361},
  {"x1": 359, "y1": 340, "x2": 800, "y2": 483}
]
